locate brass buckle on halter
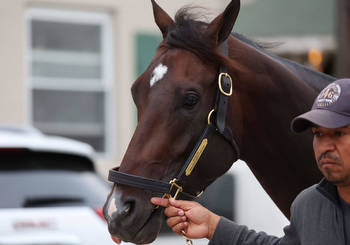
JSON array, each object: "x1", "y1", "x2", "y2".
[
  {"x1": 160, "y1": 179, "x2": 183, "y2": 200},
  {"x1": 168, "y1": 178, "x2": 183, "y2": 199},
  {"x1": 218, "y1": 73, "x2": 232, "y2": 96}
]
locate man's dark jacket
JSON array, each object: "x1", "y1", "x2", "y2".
[{"x1": 208, "y1": 179, "x2": 347, "y2": 245}]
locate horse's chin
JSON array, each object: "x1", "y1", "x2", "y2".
[{"x1": 108, "y1": 207, "x2": 164, "y2": 244}]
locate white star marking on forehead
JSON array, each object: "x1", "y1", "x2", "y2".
[{"x1": 150, "y1": 63, "x2": 168, "y2": 87}]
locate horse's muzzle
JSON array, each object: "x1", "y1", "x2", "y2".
[{"x1": 103, "y1": 185, "x2": 163, "y2": 244}]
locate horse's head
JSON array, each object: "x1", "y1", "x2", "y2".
[{"x1": 103, "y1": 0, "x2": 240, "y2": 243}]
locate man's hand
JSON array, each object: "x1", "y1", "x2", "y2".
[{"x1": 150, "y1": 197, "x2": 220, "y2": 240}]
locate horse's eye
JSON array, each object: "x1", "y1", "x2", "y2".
[{"x1": 184, "y1": 92, "x2": 199, "y2": 108}]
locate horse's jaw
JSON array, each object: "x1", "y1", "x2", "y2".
[{"x1": 103, "y1": 189, "x2": 164, "y2": 244}]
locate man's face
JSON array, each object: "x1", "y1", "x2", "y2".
[{"x1": 312, "y1": 125, "x2": 350, "y2": 187}]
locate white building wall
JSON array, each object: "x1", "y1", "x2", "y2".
[{"x1": 0, "y1": 0, "x2": 27, "y2": 124}]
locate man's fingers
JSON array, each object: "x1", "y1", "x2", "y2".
[
  {"x1": 167, "y1": 215, "x2": 187, "y2": 228},
  {"x1": 151, "y1": 197, "x2": 198, "y2": 211},
  {"x1": 172, "y1": 221, "x2": 188, "y2": 235},
  {"x1": 164, "y1": 206, "x2": 184, "y2": 217},
  {"x1": 169, "y1": 198, "x2": 198, "y2": 210},
  {"x1": 150, "y1": 197, "x2": 170, "y2": 207}
]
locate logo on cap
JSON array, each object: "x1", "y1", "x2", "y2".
[{"x1": 315, "y1": 83, "x2": 341, "y2": 107}]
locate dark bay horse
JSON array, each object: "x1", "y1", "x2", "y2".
[{"x1": 103, "y1": 0, "x2": 335, "y2": 243}]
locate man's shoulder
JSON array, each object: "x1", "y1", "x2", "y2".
[
  {"x1": 288, "y1": 183, "x2": 324, "y2": 226},
  {"x1": 292, "y1": 184, "x2": 322, "y2": 209},
  {"x1": 293, "y1": 178, "x2": 338, "y2": 208}
]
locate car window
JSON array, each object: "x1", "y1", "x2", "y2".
[
  {"x1": 0, "y1": 150, "x2": 94, "y2": 171},
  {"x1": 0, "y1": 171, "x2": 110, "y2": 208}
]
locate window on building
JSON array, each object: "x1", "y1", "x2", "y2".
[{"x1": 26, "y1": 9, "x2": 113, "y2": 154}]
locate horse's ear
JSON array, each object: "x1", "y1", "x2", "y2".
[
  {"x1": 151, "y1": 0, "x2": 175, "y2": 39},
  {"x1": 205, "y1": 0, "x2": 240, "y2": 46}
]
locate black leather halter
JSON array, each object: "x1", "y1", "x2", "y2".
[{"x1": 108, "y1": 40, "x2": 240, "y2": 200}]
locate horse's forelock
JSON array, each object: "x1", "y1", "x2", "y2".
[{"x1": 165, "y1": 6, "x2": 222, "y2": 66}]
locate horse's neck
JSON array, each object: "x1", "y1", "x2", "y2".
[
  {"x1": 271, "y1": 54, "x2": 335, "y2": 90},
  {"x1": 230, "y1": 32, "x2": 335, "y2": 90},
  {"x1": 227, "y1": 37, "x2": 325, "y2": 217}
]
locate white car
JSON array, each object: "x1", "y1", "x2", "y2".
[{"x1": 0, "y1": 125, "x2": 115, "y2": 245}]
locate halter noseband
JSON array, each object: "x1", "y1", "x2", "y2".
[{"x1": 108, "y1": 40, "x2": 240, "y2": 200}]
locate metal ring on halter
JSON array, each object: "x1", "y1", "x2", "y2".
[
  {"x1": 196, "y1": 190, "x2": 204, "y2": 198},
  {"x1": 207, "y1": 109, "x2": 215, "y2": 125},
  {"x1": 168, "y1": 178, "x2": 183, "y2": 199},
  {"x1": 218, "y1": 72, "x2": 233, "y2": 96}
]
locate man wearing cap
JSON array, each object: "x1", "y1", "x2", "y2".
[{"x1": 151, "y1": 79, "x2": 350, "y2": 245}]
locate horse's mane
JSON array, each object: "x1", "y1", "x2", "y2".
[{"x1": 167, "y1": 7, "x2": 335, "y2": 91}]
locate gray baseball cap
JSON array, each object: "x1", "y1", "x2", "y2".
[{"x1": 291, "y1": 78, "x2": 350, "y2": 133}]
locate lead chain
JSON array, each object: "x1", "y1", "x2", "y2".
[{"x1": 181, "y1": 230, "x2": 193, "y2": 245}]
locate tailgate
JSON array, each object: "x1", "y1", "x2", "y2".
[{"x1": 0, "y1": 207, "x2": 113, "y2": 245}]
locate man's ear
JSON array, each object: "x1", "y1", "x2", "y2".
[
  {"x1": 151, "y1": 0, "x2": 175, "y2": 39},
  {"x1": 205, "y1": 0, "x2": 240, "y2": 46}
]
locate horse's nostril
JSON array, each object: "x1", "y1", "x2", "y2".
[
  {"x1": 121, "y1": 205, "x2": 130, "y2": 215},
  {"x1": 120, "y1": 201, "x2": 133, "y2": 216}
]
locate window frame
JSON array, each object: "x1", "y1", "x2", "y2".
[{"x1": 25, "y1": 8, "x2": 114, "y2": 157}]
